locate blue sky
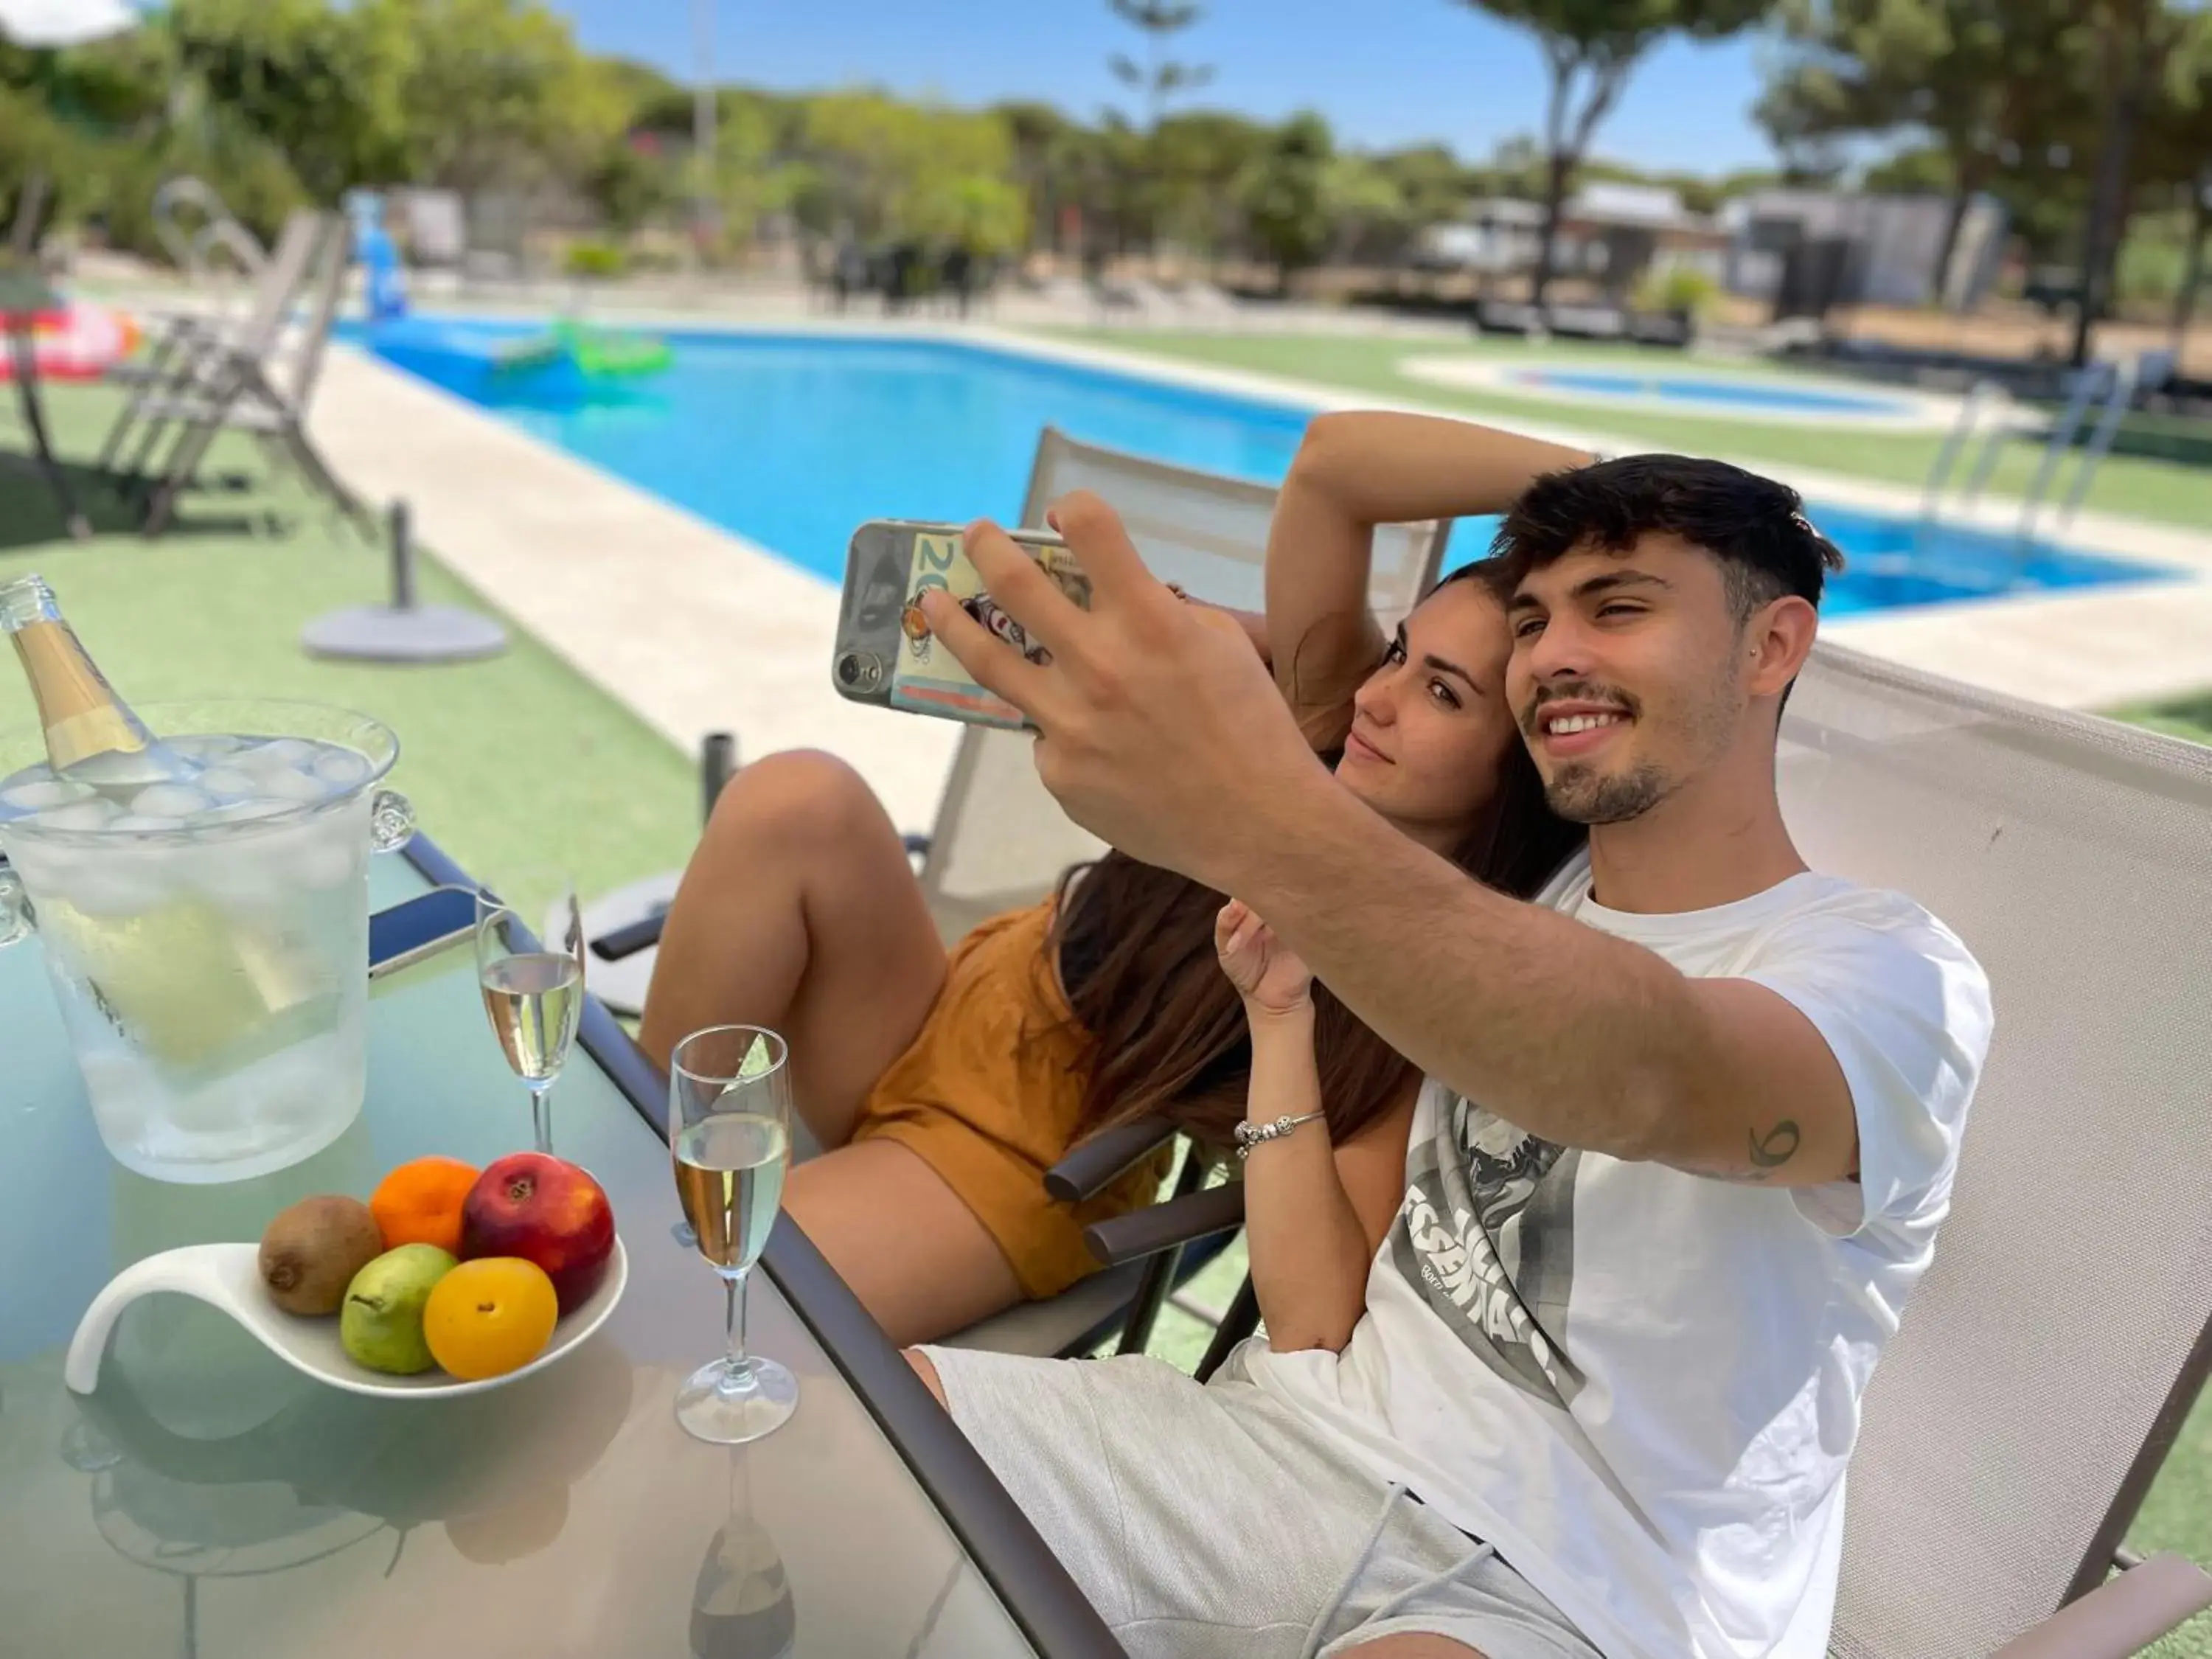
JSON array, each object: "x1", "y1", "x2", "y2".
[{"x1": 550, "y1": 0, "x2": 1778, "y2": 175}]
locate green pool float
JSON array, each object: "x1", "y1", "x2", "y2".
[{"x1": 552, "y1": 319, "x2": 673, "y2": 378}]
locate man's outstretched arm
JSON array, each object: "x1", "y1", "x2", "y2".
[{"x1": 1220, "y1": 769, "x2": 1859, "y2": 1186}]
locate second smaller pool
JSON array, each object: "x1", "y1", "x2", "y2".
[{"x1": 1512, "y1": 369, "x2": 1910, "y2": 417}]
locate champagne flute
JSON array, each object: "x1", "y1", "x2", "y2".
[
  {"x1": 475, "y1": 869, "x2": 586, "y2": 1155},
  {"x1": 670, "y1": 1024, "x2": 798, "y2": 1444}
]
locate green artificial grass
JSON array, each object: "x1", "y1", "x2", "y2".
[
  {"x1": 0, "y1": 383, "x2": 702, "y2": 902},
  {"x1": 1049, "y1": 330, "x2": 2212, "y2": 534}
]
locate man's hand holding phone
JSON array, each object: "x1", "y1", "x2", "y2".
[{"x1": 917, "y1": 493, "x2": 1328, "y2": 891}]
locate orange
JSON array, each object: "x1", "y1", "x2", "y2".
[
  {"x1": 369, "y1": 1155, "x2": 481, "y2": 1255},
  {"x1": 422, "y1": 1256, "x2": 559, "y2": 1381}
]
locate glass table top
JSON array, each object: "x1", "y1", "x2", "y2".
[{"x1": 0, "y1": 850, "x2": 1044, "y2": 1658}]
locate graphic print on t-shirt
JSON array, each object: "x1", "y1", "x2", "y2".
[{"x1": 1389, "y1": 1093, "x2": 1585, "y2": 1407}]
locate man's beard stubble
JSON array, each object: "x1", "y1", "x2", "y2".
[{"x1": 1544, "y1": 759, "x2": 1672, "y2": 825}]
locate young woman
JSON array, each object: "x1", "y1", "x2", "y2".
[{"x1": 638, "y1": 411, "x2": 1590, "y2": 1345}]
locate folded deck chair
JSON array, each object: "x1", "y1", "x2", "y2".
[
  {"x1": 125, "y1": 214, "x2": 371, "y2": 537},
  {"x1": 95, "y1": 206, "x2": 323, "y2": 468}
]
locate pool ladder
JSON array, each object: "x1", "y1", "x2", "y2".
[{"x1": 1922, "y1": 359, "x2": 2140, "y2": 543}]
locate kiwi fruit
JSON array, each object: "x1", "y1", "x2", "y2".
[{"x1": 259, "y1": 1194, "x2": 384, "y2": 1315}]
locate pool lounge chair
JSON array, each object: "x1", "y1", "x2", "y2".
[
  {"x1": 94, "y1": 208, "x2": 325, "y2": 471},
  {"x1": 119, "y1": 214, "x2": 372, "y2": 537},
  {"x1": 1044, "y1": 635, "x2": 2212, "y2": 1655}
]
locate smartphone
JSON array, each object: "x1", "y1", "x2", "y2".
[
  {"x1": 833, "y1": 519, "x2": 1091, "y2": 729},
  {"x1": 368, "y1": 885, "x2": 479, "y2": 979}
]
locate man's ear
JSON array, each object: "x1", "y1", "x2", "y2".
[{"x1": 1745, "y1": 595, "x2": 1818, "y2": 700}]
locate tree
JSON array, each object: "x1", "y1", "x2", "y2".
[
  {"x1": 1239, "y1": 110, "x2": 1333, "y2": 293},
  {"x1": 2138, "y1": 30, "x2": 2212, "y2": 343},
  {"x1": 1149, "y1": 108, "x2": 1270, "y2": 258},
  {"x1": 1759, "y1": 1, "x2": 2089, "y2": 312},
  {"x1": 1453, "y1": 0, "x2": 1765, "y2": 305},
  {"x1": 1107, "y1": 0, "x2": 1212, "y2": 131},
  {"x1": 796, "y1": 91, "x2": 1024, "y2": 251},
  {"x1": 2062, "y1": 1, "x2": 2200, "y2": 364},
  {"x1": 165, "y1": 0, "x2": 412, "y2": 198},
  {"x1": 372, "y1": 0, "x2": 622, "y2": 198}
]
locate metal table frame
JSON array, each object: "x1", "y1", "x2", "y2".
[{"x1": 403, "y1": 833, "x2": 1124, "y2": 1659}]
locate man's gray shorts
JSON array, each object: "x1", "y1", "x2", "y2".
[{"x1": 918, "y1": 1343, "x2": 1601, "y2": 1659}]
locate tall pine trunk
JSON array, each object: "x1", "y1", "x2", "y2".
[
  {"x1": 2174, "y1": 181, "x2": 2210, "y2": 349},
  {"x1": 1933, "y1": 178, "x2": 1977, "y2": 310},
  {"x1": 1533, "y1": 146, "x2": 1572, "y2": 307},
  {"x1": 2073, "y1": 15, "x2": 2157, "y2": 367}
]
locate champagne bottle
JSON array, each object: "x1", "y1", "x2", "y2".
[{"x1": 0, "y1": 572, "x2": 188, "y2": 786}]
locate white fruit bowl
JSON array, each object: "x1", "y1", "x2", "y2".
[{"x1": 66, "y1": 1237, "x2": 628, "y2": 1399}]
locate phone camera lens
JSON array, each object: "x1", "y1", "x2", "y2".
[{"x1": 837, "y1": 652, "x2": 883, "y2": 690}]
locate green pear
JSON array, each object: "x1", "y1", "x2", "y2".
[{"x1": 340, "y1": 1244, "x2": 456, "y2": 1375}]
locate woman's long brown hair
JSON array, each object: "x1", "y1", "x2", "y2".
[{"x1": 1045, "y1": 563, "x2": 1586, "y2": 1150}]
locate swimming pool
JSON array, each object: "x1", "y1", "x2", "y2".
[
  {"x1": 352, "y1": 322, "x2": 2170, "y2": 618},
  {"x1": 1510, "y1": 369, "x2": 1910, "y2": 417}
]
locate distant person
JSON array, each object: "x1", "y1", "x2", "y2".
[
  {"x1": 830, "y1": 237, "x2": 867, "y2": 314},
  {"x1": 943, "y1": 244, "x2": 974, "y2": 319},
  {"x1": 908, "y1": 422, "x2": 1994, "y2": 1659},
  {"x1": 636, "y1": 413, "x2": 1585, "y2": 1346},
  {"x1": 883, "y1": 242, "x2": 919, "y2": 315}
]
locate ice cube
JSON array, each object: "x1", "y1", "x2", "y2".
[
  {"x1": 195, "y1": 766, "x2": 260, "y2": 799},
  {"x1": 61, "y1": 860, "x2": 171, "y2": 917},
  {"x1": 2, "y1": 777, "x2": 95, "y2": 812},
  {"x1": 234, "y1": 738, "x2": 317, "y2": 774},
  {"x1": 33, "y1": 799, "x2": 122, "y2": 832},
  {"x1": 203, "y1": 799, "x2": 292, "y2": 826},
  {"x1": 108, "y1": 815, "x2": 188, "y2": 833},
  {"x1": 130, "y1": 783, "x2": 217, "y2": 819},
  {"x1": 165, "y1": 734, "x2": 246, "y2": 762},
  {"x1": 254, "y1": 767, "x2": 331, "y2": 803},
  {"x1": 310, "y1": 748, "x2": 372, "y2": 787}
]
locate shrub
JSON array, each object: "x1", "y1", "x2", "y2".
[
  {"x1": 1633, "y1": 262, "x2": 1720, "y2": 316},
  {"x1": 563, "y1": 238, "x2": 627, "y2": 279}
]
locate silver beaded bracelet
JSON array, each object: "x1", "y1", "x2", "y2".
[{"x1": 1233, "y1": 1110, "x2": 1326, "y2": 1160}]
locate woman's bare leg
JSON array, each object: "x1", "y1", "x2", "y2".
[
  {"x1": 784, "y1": 1140, "x2": 1025, "y2": 1346},
  {"x1": 639, "y1": 750, "x2": 947, "y2": 1150}
]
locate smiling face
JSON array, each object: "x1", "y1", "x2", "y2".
[
  {"x1": 1505, "y1": 533, "x2": 1787, "y2": 825},
  {"x1": 1332, "y1": 577, "x2": 1521, "y2": 844}
]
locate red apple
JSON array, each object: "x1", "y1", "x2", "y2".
[{"x1": 460, "y1": 1153, "x2": 615, "y2": 1314}]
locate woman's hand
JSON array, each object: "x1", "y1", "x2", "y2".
[{"x1": 1215, "y1": 900, "x2": 1313, "y2": 1019}]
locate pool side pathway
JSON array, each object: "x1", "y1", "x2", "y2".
[{"x1": 305, "y1": 319, "x2": 2212, "y2": 838}]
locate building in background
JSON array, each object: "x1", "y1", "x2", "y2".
[{"x1": 1723, "y1": 191, "x2": 2008, "y2": 318}]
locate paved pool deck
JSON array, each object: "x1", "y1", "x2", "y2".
[{"x1": 305, "y1": 316, "x2": 2212, "y2": 835}]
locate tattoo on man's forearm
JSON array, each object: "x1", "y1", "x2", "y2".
[{"x1": 1748, "y1": 1120, "x2": 1800, "y2": 1170}]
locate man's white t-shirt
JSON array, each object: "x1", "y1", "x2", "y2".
[{"x1": 1243, "y1": 852, "x2": 1994, "y2": 1659}]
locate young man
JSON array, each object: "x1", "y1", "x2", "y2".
[{"x1": 909, "y1": 414, "x2": 1994, "y2": 1659}]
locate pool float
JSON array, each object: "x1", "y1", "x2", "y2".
[
  {"x1": 0, "y1": 301, "x2": 143, "y2": 380},
  {"x1": 549, "y1": 319, "x2": 672, "y2": 378}
]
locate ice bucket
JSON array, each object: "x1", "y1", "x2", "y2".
[{"x1": 0, "y1": 700, "x2": 414, "y2": 1183}]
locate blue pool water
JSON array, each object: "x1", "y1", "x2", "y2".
[
  {"x1": 352, "y1": 321, "x2": 2169, "y2": 617},
  {"x1": 1513, "y1": 369, "x2": 1910, "y2": 417}
]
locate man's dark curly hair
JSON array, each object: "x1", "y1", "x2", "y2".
[{"x1": 1487, "y1": 454, "x2": 1845, "y2": 622}]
